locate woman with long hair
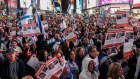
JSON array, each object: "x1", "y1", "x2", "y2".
[{"x1": 107, "y1": 62, "x2": 125, "y2": 79}]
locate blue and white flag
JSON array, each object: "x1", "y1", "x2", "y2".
[
  {"x1": 17, "y1": 4, "x2": 33, "y2": 26},
  {"x1": 35, "y1": 9, "x2": 46, "y2": 39},
  {"x1": 67, "y1": 4, "x2": 71, "y2": 14}
]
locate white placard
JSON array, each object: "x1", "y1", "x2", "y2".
[
  {"x1": 35, "y1": 57, "x2": 63, "y2": 79},
  {"x1": 65, "y1": 32, "x2": 77, "y2": 42},
  {"x1": 123, "y1": 31, "x2": 134, "y2": 53},
  {"x1": 27, "y1": 54, "x2": 39, "y2": 69}
]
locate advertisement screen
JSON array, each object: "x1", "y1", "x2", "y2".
[
  {"x1": 87, "y1": 0, "x2": 97, "y2": 8},
  {"x1": 40, "y1": 0, "x2": 52, "y2": 10},
  {"x1": 99, "y1": 0, "x2": 132, "y2": 5}
]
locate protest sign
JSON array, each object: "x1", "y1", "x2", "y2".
[
  {"x1": 114, "y1": 29, "x2": 125, "y2": 45},
  {"x1": 116, "y1": 11, "x2": 128, "y2": 24},
  {"x1": 65, "y1": 32, "x2": 77, "y2": 42},
  {"x1": 27, "y1": 54, "x2": 39, "y2": 69},
  {"x1": 123, "y1": 31, "x2": 134, "y2": 56},
  {"x1": 35, "y1": 57, "x2": 63, "y2": 79},
  {"x1": 97, "y1": 14, "x2": 105, "y2": 26},
  {"x1": 103, "y1": 30, "x2": 117, "y2": 48},
  {"x1": 20, "y1": 24, "x2": 40, "y2": 37}
]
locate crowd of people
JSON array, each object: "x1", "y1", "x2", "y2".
[{"x1": 0, "y1": 13, "x2": 139, "y2": 79}]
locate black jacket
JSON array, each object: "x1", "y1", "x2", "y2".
[{"x1": 0, "y1": 58, "x2": 26, "y2": 79}]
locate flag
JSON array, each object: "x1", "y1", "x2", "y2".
[
  {"x1": 17, "y1": 4, "x2": 33, "y2": 26},
  {"x1": 67, "y1": 4, "x2": 71, "y2": 14},
  {"x1": 35, "y1": 9, "x2": 46, "y2": 39}
]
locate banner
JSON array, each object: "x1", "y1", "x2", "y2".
[
  {"x1": 35, "y1": 57, "x2": 63, "y2": 79},
  {"x1": 18, "y1": 24, "x2": 40, "y2": 37}
]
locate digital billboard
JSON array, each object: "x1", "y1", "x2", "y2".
[
  {"x1": 87, "y1": 0, "x2": 97, "y2": 8},
  {"x1": 20, "y1": 0, "x2": 31, "y2": 8},
  {"x1": 40, "y1": 0, "x2": 52, "y2": 10},
  {"x1": 99, "y1": 0, "x2": 132, "y2": 5}
]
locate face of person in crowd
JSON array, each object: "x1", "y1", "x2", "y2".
[
  {"x1": 55, "y1": 34, "x2": 60, "y2": 40},
  {"x1": 79, "y1": 48, "x2": 84, "y2": 57},
  {"x1": 0, "y1": 28, "x2": 4, "y2": 33},
  {"x1": 83, "y1": 38, "x2": 89, "y2": 46},
  {"x1": 6, "y1": 52, "x2": 16, "y2": 63},
  {"x1": 106, "y1": 48, "x2": 112, "y2": 55},
  {"x1": 44, "y1": 51, "x2": 48, "y2": 60},
  {"x1": 90, "y1": 48, "x2": 98, "y2": 59},
  {"x1": 56, "y1": 53, "x2": 63, "y2": 65},
  {"x1": 12, "y1": 41, "x2": 17, "y2": 48},
  {"x1": 70, "y1": 51, "x2": 75, "y2": 61},
  {"x1": 88, "y1": 61, "x2": 94, "y2": 73}
]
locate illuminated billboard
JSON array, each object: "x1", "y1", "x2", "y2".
[
  {"x1": 40, "y1": 0, "x2": 52, "y2": 10},
  {"x1": 20, "y1": 0, "x2": 31, "y2": 8},
  {"x1": 99, "y1": 0, "x2": 132, "y2": 5},
  {"x1": 87, "y1": 0, "x2": 97, "y2": 8}
]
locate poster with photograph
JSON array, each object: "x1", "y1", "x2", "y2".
[
  {"x1": 116, "y1": 13, "x2": 128, "y2": 24},
  {"x1": 19, "y1": 24, "x2": 40, "y2": 37},
  {"x1": 104, "y1": 30, "x2": 117, "y2": 48},
  {"x1": 35, "y1": 57, "x2": 63, "y2": 79},
  {"x1": 97, "y1": 14, "x2": 105, "y2": 26},
  {"x1": 123, "y1": 31, "x2": 134, "y2": 53},
  {"x1": 114, "y1": 29, "x2": 125, "y2": 45}
]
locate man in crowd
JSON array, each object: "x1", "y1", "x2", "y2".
[{"x1": 0, "y1": 47, "x2": 26, "y2": 79}]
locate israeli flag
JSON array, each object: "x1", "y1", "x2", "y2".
[
  {"x1": 67, "y1": 4, "x2": 71, "y2": 14},
  {"x1": 35, "y1": 9, "x2": 46, "y2": 39},
  {"x1": 17, "y1": 4, "x2": 33, "y2": 26}
]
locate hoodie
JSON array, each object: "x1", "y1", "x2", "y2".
[{"x1": 79, "y1": 58, "x2": 98, "y2": 79}]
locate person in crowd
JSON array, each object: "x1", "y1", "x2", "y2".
[
  {"x1": 35, "y1": 50, "x2": 51, "y2": 71},
  {"x1": 81, "y1": 37, "x2": 90, "y2": 56},
  {"x1": 98, "y1": 48, "x2": 113, "y2": 79},
  {"x1": 52, "y1": 50, "x2": 73, "y2": 79},
  {"x1": 82, "y1": 46, "x2": 100, "y2": 76},
  {"x1": 134, "y1": 49, "x2": 140, "y2": 79},
  {"x1": 0, "y1": 39, "x2": 7, "y2": 63},
  {"x1": 68, "y1": 50, "x2": 79, "y2": 79},
  {"x1": 79, "y1": 58, "x2": 98, "y2": 79},
  {"x1": 0, "y1": 47, "x2": 26, "y2": 79},
  {"x1": 107, "y1": 62, "x2": 125, "y2": 79},
  {"x1": 22, "y1": 75, "x2": 34, "y2": 79},
  {"x1": 10, "y1": 40, "x2": 22, "y2": 55},
  {"x1": 76, "y1": 47, "x2": 85, "y2": 73}
]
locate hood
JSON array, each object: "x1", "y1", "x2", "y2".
[{"x1": 82, "y1": 58, "x2": 94, "y2": 71}]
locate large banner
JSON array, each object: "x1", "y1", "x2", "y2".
[{"x1": 35, "y1": 57, "x2": 63, "y2": 79}]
